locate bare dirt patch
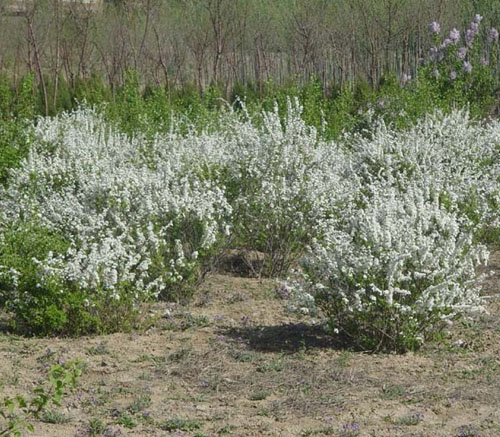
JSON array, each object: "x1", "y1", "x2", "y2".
[{"x1": 1, "y1": 253, "x2": 500, "y2": 436}]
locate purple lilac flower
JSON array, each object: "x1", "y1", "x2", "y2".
[
  {"x1": 442, "y1": 38, "x2": 452, "y2": 48},
  {"x1": 463, "y1": 61, "x2": 472, "y2": 73},
  {"x1": 470, "y1": 22, "x2": 479, "y2": 34},
  {"x1": 474, "y1": 14, "x2": 483, "y2": 23},
  {"x1": 457, "y1": 47, "x2": 467, "y2": 59},
  {"x1": 432, "y1": 69, "x2": 440, "y2": 78},
  {"x1": 465, "y1": 29, "x2": 475, "y2": 46},
  {"x1": 429, "y1": 46, "x2": 438, "y2": 61},
  {"x1": 429, "y1": 21, "x2": 440, "y2": 34},
  {"x1": 450, "y1": 70, "x2": 457, "y2": 80},
  {"x1": 488, "y1": 27, "x2": 499, "y2": 42},
  {"x1": 449, "y1": 28, "x2": 460, "y2": 43}
]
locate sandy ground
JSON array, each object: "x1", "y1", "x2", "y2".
[{"x1": 0, "y1": 251, "x2": 499, "y2": 437}]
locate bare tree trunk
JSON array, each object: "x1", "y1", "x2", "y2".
[
  {"x1": 26, "y1": 8, "x2": 48, "y2": 115},
  {"x1": 53, "y1": 0, "x2": 61, "y2": 111}
]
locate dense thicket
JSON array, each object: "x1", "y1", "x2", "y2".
[
  {"x1": 0, "y1": 105, "x2": 498, "y2": 350},
  {"x1": 2, "y1": 0, "x2": 500, "y2": 113}
]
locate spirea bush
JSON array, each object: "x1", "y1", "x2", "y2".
[
  {"x1": 348, "y1": 110, "x2": 500, "y2": 228},
  {"x1": 221, "y1": 101, "x2": 354, "y2": 276},
  {"x1": 162, "y1": 100, "x2": 354, "y2": 277},
  {"x1": 0, "y1": 108, "x2": 231, "y2": 335},
  {"x1": 297, "y1": 182, "x2": 489, "y2": 352},
  {"x1": 290, "y1": 110, "x2": 498, "y2": 351}
]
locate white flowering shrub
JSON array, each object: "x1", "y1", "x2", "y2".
[
  {"x1": 291, "y1": 110, "x2": 499, "y2": 351},
  {"x1": 0, "y1": 109, "x2": 231, "y2": 334},
  {"x1": 220, "y1": 101, "x2": 354, "y2": 277},
  {"x1": 297, "y1": 182, "x2": 489, "y2": 351},
  {"x1": 158, "y1": 100, "x2": 354, "y2": 277}
]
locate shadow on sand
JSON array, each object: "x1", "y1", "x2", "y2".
[{"x1": 219, "y1": 322, "x2": 349, "y2": 353}]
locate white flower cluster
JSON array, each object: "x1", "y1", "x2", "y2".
[
  {"x1": 303, "y1": 182, "x2": 489, "y2": 314},
  {"x1": 348, "y1": 110, "x2": 500, "y2": 226}
]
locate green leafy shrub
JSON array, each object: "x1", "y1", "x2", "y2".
[
  {"x1": 0, "y1": 74, "x2": 34, "y2": 186},
  {"x1": 0, "y1": 360, "x2": 82, "y2": 436},
  {"x1": 0, "y1": 222, "x2": 98, "y2": 336}
]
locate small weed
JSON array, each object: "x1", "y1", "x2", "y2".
[
  {"x1": 226, "y1": 293, "x2": 247, "y2": 304},
  {"x1": 40, "y1": 409, "x2": 71, "y2": 424},
  {"x1": 228, "y1": 348, "x2": 259, "y2": 363},
  {"x1": 160, "y1": 417, "x2": 202, "y2": 431},
  {"x1": 138, "y1": 371, "x2": 153, "y2": 381},
  {"x1": 380, "y1": 384, "x2": 406, "y2": 399},
  {"x1": 395, "y1": 412, "x2": 424, "y2": 426},
  {"x1": 217, "y1": 424, "x2": 234, "y2": 434},
  {"x1": 163, "y1": 313, "x2": 211, "y2": 331},
  {"x1": 87, "y1": 342, "x2": 109, "y2": 356},
  {"x1": 86, "y1": 418, "x2": 106, "y2": 436},
  {"x1": 300, "y1": 426, "x2": 335, "y2": 436},
  {"x1": 168, "y1": 346, "x2": 192, "y2": 362},
  {"x1": 456, "y1": 424, "x2": 480, "y2": 437},
  {"x1": 116, "y1": 413, "x2": 136, "y2": 429},
  {"x1": 128, "y1": 395, "x2": 152, "y2": 413},
  {"x1": 132, "y1": 354, "x2": 166, "y2": 371},
  {"x1": 256, "y1": 407, "x2": 271, "y2": 417},
  {"x1": 133, "y1": 354, "x2": 154, "y2": 362},
  {"x1": 256, "y1": 359, "x2": 286, "y2": 373},
  {"x1": 195, "y1": 292, "x2": 211, "y2": 307},
  {"x1": 293, "y1": 341, "x2": 308, "y2": 360},
  {"x1": 249, "y1": 389, "x2": 271, "y2": 401},
  {"x1": 337, "y1": 351, "x2": 352, "y2": 368},
  {"x1": 339, "y1": 422, "x2": 361, "y2": 436}
]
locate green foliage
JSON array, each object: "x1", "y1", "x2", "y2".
[
  {"x1": 0, "y1": 360, "x2": 82, "y2": 436},
  {"x1": 73, "y1": 74, "x2": 112, "y2": 107},
  {"x1": 112, "y1": 70, "x2": 144, "y2": 135},
  {"x1": 0, "y1": 75, "x2": 34, "y2": 186},
  {"x1": 0, "y1": 222, "x2": 139, "y2": 336},
  {"x1": 0, "y1": 222, "x2": 83, "y2": 335}
]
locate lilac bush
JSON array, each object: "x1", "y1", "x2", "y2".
[{"x1": 419, "y1": 14, "x2": 499, "y2": 115}]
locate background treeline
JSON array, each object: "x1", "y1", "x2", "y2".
[{"x1": 1, "y1": 0, "x2": 500, "y2": 115}]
